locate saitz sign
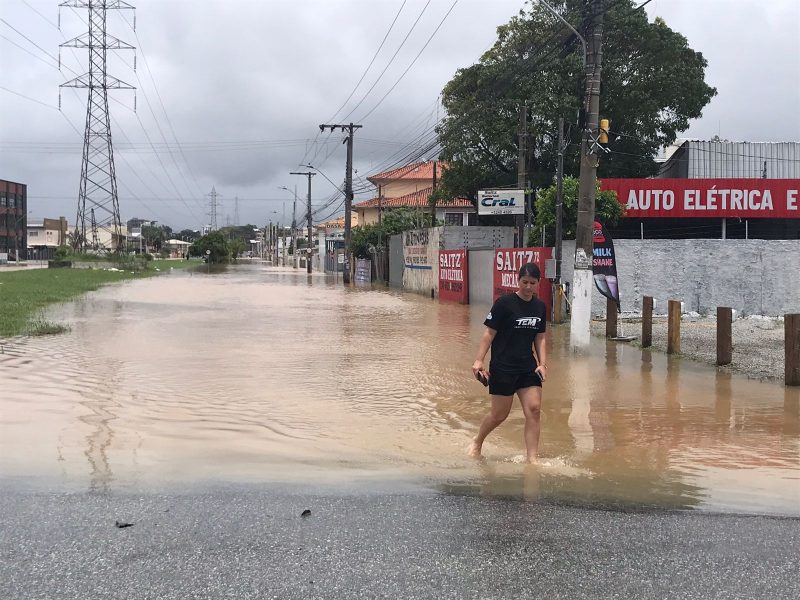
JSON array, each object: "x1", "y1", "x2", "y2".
[
  {"x1": 477, "y1": 189, "x2": 525, "y2": 215},
  {"x1": 493, "y1": 247, "x2": 552, "y2": 318},
  {"x1": 438, "y1": 249, "x2": 469, "y2": 304},
  {"x1": 601, "y1": 178, "x2": 800, "y2": 218}
]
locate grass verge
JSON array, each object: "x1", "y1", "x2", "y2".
[{"x1": 0, "y1": 267, "x2": 157, "y2": 337}]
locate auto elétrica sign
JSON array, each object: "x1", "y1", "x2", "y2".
[{"x1": 477, "y1": 189, "x2": 525, "y2": 215}]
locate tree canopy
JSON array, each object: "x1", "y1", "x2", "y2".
[
  {"x1": 530, "y1": 176, "x2": 622, "y2": 246},
  {"x1": 351, "y1": 208, "x2": 441, "y2": 258},
  {"x1": 436, "y1": 0, "x2": 716, "y2": 201},
  {"x1": 189, "y1": 231, "x2": 230, "y2": 263}
]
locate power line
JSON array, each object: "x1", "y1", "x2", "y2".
[{"x1": 358, "y1": 0, "x2": 459, "y2": 122}]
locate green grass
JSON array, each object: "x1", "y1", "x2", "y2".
[
  {"x1": 151, "y1": 258, "x2": 203, "y2": 271},
  {"x1": 0, "y1": 268, "x2": 156, "y2": 337}
]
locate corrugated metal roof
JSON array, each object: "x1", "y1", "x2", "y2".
[{"x1": 659, "y1": 141, "x2": 800, "y2": 178}]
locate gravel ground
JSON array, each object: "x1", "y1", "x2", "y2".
[{"x1": 592, "y1": 314, "x2": 786, "y2": 381}]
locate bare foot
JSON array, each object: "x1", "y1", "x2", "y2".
[
  {"x1": 467, "y1": 440, "x2": 482, "y2": 459},
  {"x1": 526, "y1": 455, "x2": 539, "y2": 464}
]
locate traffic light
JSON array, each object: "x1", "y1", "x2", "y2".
[{"x1": 599, "y1": 118, "x2": 610, "y2": 144}]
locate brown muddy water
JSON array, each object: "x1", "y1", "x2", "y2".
[{"x1": 1, "y1": 264, "x2": 798, "y2": 515}]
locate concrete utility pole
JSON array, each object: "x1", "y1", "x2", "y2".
[
  {"x1": 554, "y1": 116, "x2": 566, "y2": 322},
  {"x1": 570, "y1": 0, "x2": 605, "y2": 348},
  {"x1": 290, "y1": 171, "x2": 316, "y2": 274},
  {"x1": 517, "y1": 103, "x2": 528, "y2": 248},
  {"x1": 319, "y1": 122, "x2": 362, "y2": 284}
]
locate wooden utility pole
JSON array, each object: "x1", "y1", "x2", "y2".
[
  {"x1": 516, "y1": 103, "x2": 527, "y2": 248},
  {"x1": 319, "y1": 122, "x2": 362, "y2": 284},
  {"x1": 430, "y1": 161, "x2": 437, "y2": 227},
  {"x1": 290, "y1": 171, "x2": 316, "y2": 274},
  {"x1": 570, "y1": 0, "x2": 605, "y2": 348}
]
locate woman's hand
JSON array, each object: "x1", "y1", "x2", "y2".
[
  {"x1": 472, "y1": 359, "x2": 484, "y2": 377},
  {"x1": 535, "y1": 364, "x2": 547, "y2": 382}
]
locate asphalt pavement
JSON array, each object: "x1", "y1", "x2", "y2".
[{"x1": 2, "y1": 482, "x2": 798, "y2": 599}]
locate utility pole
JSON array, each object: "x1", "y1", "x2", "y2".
[
  {"x1": 59, "y1": 0, "x2": 136, "y2": 253},
  {"x1": 517, "y1": 103, "x2": 528, "y2": 248},
  {"x1": 570, "y1": 0, "x2": 605, "y2": 348},
  {"x1": 430, "y1": 161, "x2": 437, "y2": 227},
  {"x1": 554, "y1": 117, "x2": 566, "y2": 323},
  {"x1": 319, "y1": 122, "x2": 362, "y2": 284},
  {"x1": 234, "y1": 196, "x2": 240, "y2": 226},
  {"x1": 290, "y1": 171, "x2": 316, "y2": 274}
]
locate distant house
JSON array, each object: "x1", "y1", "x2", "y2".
[
  {"x1": 354, "y1": 161, "x2": 475, "y2": 227},
  {"x1": 27, "y1": 217, "x2": 69, "y2": 260}
]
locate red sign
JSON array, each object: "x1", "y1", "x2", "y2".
[
  {"x1": 493, "y1": 247, "x2": 552, "y2": 317},
  {"x1": 438, "y1": 249, "x2": 469, "y2": 304},
  {"x1": 601, "y1": 178, "x2": 800, "y2": 218}
]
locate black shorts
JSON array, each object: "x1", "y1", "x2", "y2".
[{"x1": 488, "y1": 370, "x2": 542, "y2": 396}]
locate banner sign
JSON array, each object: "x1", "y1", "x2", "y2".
[
  {"x1": 438, "y1": 249, "x2": 469, "y2": 304},
  {"x1": 355, "y1": 258, "x2": 371, "y2": 284},
  {"x1": 601, "y1": 178, "x2": 800, "y2": 218},
  {"x1": 403, "y1": 228, "x2": 432, "y2": 269},
  {"x1": 492, "y1": 247, "x2": 552, "y2": 317},
  {"x1": 592, "y1": 221, "x2": 620, "y2": 310},
  {"x1": 477, "y1": 189, "x2": 526, "y2": 216}
]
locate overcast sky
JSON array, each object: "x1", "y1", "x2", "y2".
[{"x1": 1, "y1": 0, "x2": 798, "y2": 230}]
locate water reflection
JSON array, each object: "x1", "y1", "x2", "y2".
[{"x1": 0, "y1": 264, "x2": 798, "y2": 515}]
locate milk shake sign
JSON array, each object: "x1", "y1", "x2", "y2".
[{"x1": 601, "y1": 178, "x2": 800, "y2": 218}]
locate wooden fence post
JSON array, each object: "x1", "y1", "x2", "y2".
[
  {"x1": 786, "y1": 314, "x2": 800, "y2": 386},
  {"x1": 642, "y1": 296, "x2": 653, "y2": 348},
  {"x1": 606, "y1": 297, "x2": 617, "y2": 338},
  {"x1": 717, "y1": 307, "x2": 732, "y2": 366},
  {"x1": 667, "y1": 300, "x2": 681, "y2": 354}
]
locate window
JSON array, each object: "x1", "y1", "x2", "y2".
[
  {"x1": 8, "y1": 194, "x2": 15, "y2": 208},
  {"x1": 0, "y1": 193, "x2": 6, "y2": 207},
  {"x1": 29, "y1": 231, "x2": 39, "y2": 237},
  {"x1": 444, "y1": 212, "x2": 463, "y2": 226}
]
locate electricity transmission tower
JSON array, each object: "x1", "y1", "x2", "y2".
[
  {"x1": 207, "y1": 186, "x2": 221, "y2": 231},
  {"x1": 59, "y1": 0, "x2": 136, "y2": 253}
]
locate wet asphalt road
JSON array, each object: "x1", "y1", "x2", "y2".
[{"x1": 2, "y1": 484, "x2": 799, "y2": 599}]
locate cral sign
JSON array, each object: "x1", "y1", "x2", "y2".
[{"x1": 477, "y1": 189, "x2": 526, "y2": 216}]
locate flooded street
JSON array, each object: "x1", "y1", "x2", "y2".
[{"x1": 2, "y1": 264, "x2": 798, "y2": 516}]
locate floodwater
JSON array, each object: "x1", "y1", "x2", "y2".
[{"x1": 1, "y1": 264, "x2": 798, "y2": 516}]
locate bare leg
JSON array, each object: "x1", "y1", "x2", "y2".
[
  {"x1": 468, "y1": 395, "x2": 513, "y2": 458},
  {"x1": 518, "y1": 386, "x2": 543, "y2": 463}
]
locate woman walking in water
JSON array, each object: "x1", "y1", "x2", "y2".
[{"x1": 469, "y1": 262, "x2": 547, "y2": 463}]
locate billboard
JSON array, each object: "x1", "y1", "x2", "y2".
[
  {"x1": 477, "y1": 189, "x2": 526, "y2": 216},
  {"x1": 438, "y1": 249, "x2": 469, "y2": 304},
  {"x1": 492, "y1": 247, "x2": 552, "y2": 318},
  {"x1": 601, "y1": 178, "x2": 800, "y2": 219}
]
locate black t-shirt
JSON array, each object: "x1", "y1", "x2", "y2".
[{"x1": 483, "y1": 293, "x2": 547, "y2": 374}]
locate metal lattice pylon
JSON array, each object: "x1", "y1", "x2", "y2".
[{"x1": 59, "y1": 1, "x2": 136, "y2": 253}]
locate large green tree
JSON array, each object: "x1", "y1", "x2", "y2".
[
  {"x1": 189, "y1": 231, "x2": 230, "y2": 263},
  {"x1": 531, "y1": 176, "x2": 622, "y2": 246},
  {"x1": 437, "y1": 0, "x2": 716, "y2": 201}
]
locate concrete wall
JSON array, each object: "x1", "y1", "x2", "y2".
[
  {"x1": 441, "y1": 226, "x2": 514, "y2": 250},
  {"x1": 468, "y1": 250, "x2": 496, "y2": 307},
  {"x1": 560, "y1": 239, "x2": 800, "y2": 316},
  {"x1": 402, "y1": 227, "x2": 440, "y2": 296}
]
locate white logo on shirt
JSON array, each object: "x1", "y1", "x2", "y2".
[
  {"x1": 515, "y1": 317, "x2": 541, "y2": 328},
  {"x1": 486, "y1": 312, "x2": 492, "y2": 320}
]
